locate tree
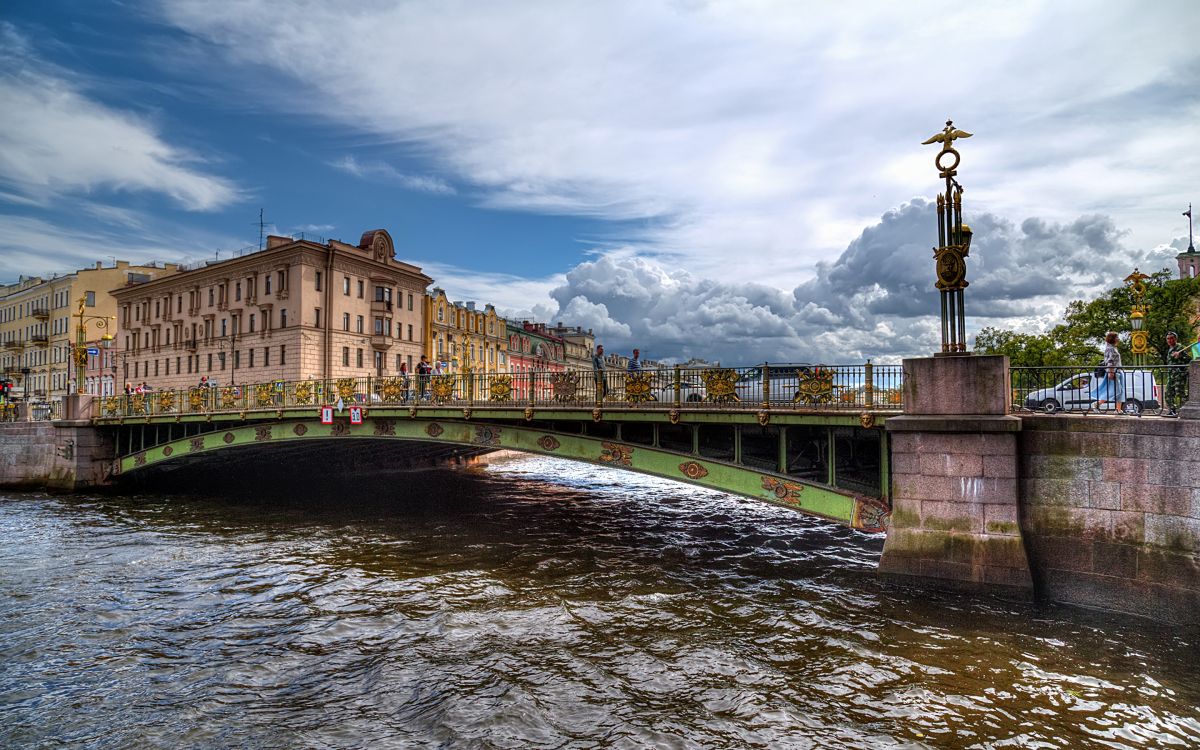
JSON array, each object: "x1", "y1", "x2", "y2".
[{"x1": 976, "y1": 270, "x2": 1200, "y2": 366}]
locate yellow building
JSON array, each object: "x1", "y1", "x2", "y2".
[
  {"x1": 0, "y1": 261, "x2": 181, "y2": 405},
  {"x1": 424, "y1": 288, "x2": 507, "y2": 375}
]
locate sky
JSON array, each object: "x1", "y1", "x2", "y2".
[{"x1": 0, "y1": 0, "x2": 1196, "y2": 364}]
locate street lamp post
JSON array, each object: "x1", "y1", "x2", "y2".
[
  {"x1": 1125, "y1": 269, "x2": 1150, "y2": 367},
  {"x1": 73, "y1": 296, "x2": 114, "y2": 395}
]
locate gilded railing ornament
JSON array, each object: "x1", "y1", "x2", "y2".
[
  {"x1": 430, "y1": 374, "x2": 455, "y2": 403},
  {"x1": 550, "y1": 371, "x2": 579, "y2": 402},
  {"x1": 293, "y1": 381, "x2": 314, "y2": 405},
  {"x1": 380, "y1": 377, "x2": 406, "y2": 402},
  {"x1": 794, "y1": 367, "x2": 836, "y2": 405},
  {"x1": 131, "y1": 393, "x2": 146, "y2": 414},
  {"x1": 219, "y1": 387, "x2": 236, "y2": 409},
  {"x1": 157, "y1": 391, "x2": 176, "y2": 412},
  {"x1": 188, "y1": 389, "x2": 205, "y2": 412},
  {"x1": 922, "y1": 119, "x2": 974, "y2": 354},
  {"x1": 701, "y1": 369, "x2": 741, "y2": 403},
  {"x1": 103, "y1": 396, "x2": 121, "y2": 417},
  {"x1": 335, "y1": 378, "x2": 357, "y2": 401},
  {"x1": 490, "y1": 374, "x2": 513, "y2": 401},
  {"x1": 254, "y1": 383, "x2": 272, "y2": 406},
  {"x1": 624, "y1": 372, "x2": 657, "y2": 403}
]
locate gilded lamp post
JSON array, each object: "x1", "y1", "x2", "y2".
[
  {"x1": 923, "y1": 120, "x2": 974, "y2": 354},
  {"x1": 1125, "y1": 268, "x2": 1150, "y2": 366},
  {"x1": 73, "y1": 296, "x2": 114, "y2": 395}
]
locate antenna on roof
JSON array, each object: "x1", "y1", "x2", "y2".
[{"x1": 252, "y1": 208, "x2": 271, "y2": 250}]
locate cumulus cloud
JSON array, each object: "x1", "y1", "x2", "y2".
[
  {"x1": 0, "y1": 24, "x2": 239, "y2": 211},
  {"x1": 156, "y1": 0, "x2": 1199, "y2": 285},
  {"x1": 516, "y1": 203, "x2": 1181, "y2": 364}
]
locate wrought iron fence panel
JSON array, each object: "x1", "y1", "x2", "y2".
[{"x1": 1010, "y1": 365, "x2": 1177, "y2": 417}]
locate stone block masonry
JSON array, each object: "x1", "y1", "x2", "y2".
[
  {"x1": 1020, "y1": 415, "x2": 1200, "y2": 623},
  {"x1": 0, "y1": 421, "x2": 115, "y2": 490}
]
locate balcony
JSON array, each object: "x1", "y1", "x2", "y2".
[
  {"x1": 371, "y1": 299, "x2": 394, "y2": 314},
  {"x1": 31, "y1": 306, "x2": 50, "y2": 320},
  {"x1": 185, "y1": 339, "x2": 198, "y2": 351},
  {"x1": 3, "y1": 339, "x2": 23, "y2": 351},
  {"x1": 30, "y1": 333, "x2": 49, "y2": 345},
  {"x1": 370, "y1": 335, "x2": 391, "y2": 350}
]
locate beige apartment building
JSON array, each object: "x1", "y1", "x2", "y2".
[
  {"x1": 0, "y1": 261, "x2": 181, "y2": 403},
  {"x1": 110, "y1": 229, "x2": 430, "y2": 391}
]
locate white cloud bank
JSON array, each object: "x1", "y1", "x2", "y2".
[
  {"x1": 158, "y1": 0, "x2": 1199, "y2": 285},
  {"x1": 0, "y1": 23, "x2": 238, "y2": 211}
]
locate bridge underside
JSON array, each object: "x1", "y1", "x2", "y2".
[{"x1": 109, "y1": 417, "x2": 890, "y2": 532}]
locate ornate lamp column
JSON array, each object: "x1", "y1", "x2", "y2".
[
  {"x1": 922, "y1": 120, "x2": 974, "y2": 354},
  {"x1": 1125, "y1": 268, "x2": 1150, "y2": 367},
  {"x1": 73, "y1": 296, "x2": 114, "y2": 395}
]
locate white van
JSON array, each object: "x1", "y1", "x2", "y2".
[{"x1": 1022, "y1": 370, "x2": 1160, "y2": 415}]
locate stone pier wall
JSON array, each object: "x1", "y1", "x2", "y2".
[
  {"x1": 0, "y1": 421, "x2": 114, "y2": 490},
  {"x1": 1019, "y1": 415, "x2": 1200, "y2": 622}
]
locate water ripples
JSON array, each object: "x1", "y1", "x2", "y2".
[{"x1": 1, "y1": 454, "x2": 1197, "y2": 748}]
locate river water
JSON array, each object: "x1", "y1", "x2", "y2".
[{"x1": 1, "y1": 454, "x2": 1197, "y2": 749}]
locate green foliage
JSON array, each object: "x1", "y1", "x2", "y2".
[{"x1": 975, "y1": 270, "x2": 1200, "y2": 366}]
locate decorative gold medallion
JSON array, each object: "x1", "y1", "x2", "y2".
[
  {"x1": 700, "y1": 368, "x2": 741, "y2": 403},
  {"x1": 490, "y1": 374, "x2": 513, "y2": 402},
  {"x1": 624, "y1": 372, "x2": 657, "y2": 403},
  {"x1": 550, "y1": 371, "x2": 580, "y2": 402}
]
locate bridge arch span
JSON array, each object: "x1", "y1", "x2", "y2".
[{"x1": 115, "y1": 417, "x2": 889, "y2": 532}]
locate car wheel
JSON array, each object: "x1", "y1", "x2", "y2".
[
  {"x1": 1123, "y1": 399, "x2": 1142, "y2": 417},
  {"x1": 1040, "y1": 399, "x2": 1060, "y2": 414}
]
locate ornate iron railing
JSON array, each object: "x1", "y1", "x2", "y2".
[
  {"x1": 94, "y1": 363, "x2": 903, "y2": 419},
  {"x1": 1010, "y1": 364, "x2": 1185, "y2": 417}
]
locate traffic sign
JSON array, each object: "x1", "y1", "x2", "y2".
[{"x1": 86, "y1": 347, "x2": 99, "y2": 355}]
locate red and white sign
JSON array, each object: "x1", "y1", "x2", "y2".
[
  {"x1": 320, "y1": 405, "x2": 334, "y2": 424},
  {"x1": 349, "y1": 406, "x2": 363, "y2": 424}
]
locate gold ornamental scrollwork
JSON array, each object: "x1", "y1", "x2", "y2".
[
  {"x1": 1131, "y1": 330, "x2": 1149, "y2": 355},
  {"x1": 549, "y1": 372, "x2": 579, "y2": 403},
  {"x1": 380, "y1": 377, "x2": 406, "y2": 402},
  {"x1": 293, "y1": 381, "x2": 314, "y2": 405},
  {"x1": 794, "y1": 367, "x2": 837, "y2": 405},
  {"x1": 188, "y1": 389, "x2": 205, "y2": 412},
  {"x1": 254, "y1": 383, "x2": 273, "y2": 406},
  {"x1": 335, "y1": 378, "x2": 357, "y2": 401},
  {"x1": 490, "y1": 374, "x2": 513, "y2": 402},
  {"x1": 700, "y1": 369, "x2": 741, "y2": 403},
  {"x1": 219, "y1": 387, "x2": 236, "y2": 409},
  {"x1": 430, "y1": 375, "x2": 455, "y2": 404},
  {"x1": 156, "y1": 391, "x2": 176, "y2": 412},
  {"x1": 624, "y1": 372, "x2": 657, "y2": 403}
]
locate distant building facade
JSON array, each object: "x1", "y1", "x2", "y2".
[
  {"x1": 1, "y1": 261, "x2": 181, "y2": 403},
  {"x1": 506, "y1": 322, "x2": 567, "y2": 398},
  {"x1": 544, "y1": 322, "x2": 595, "y2": 371},
  {"x1": 110, "y1": 230, "x2": 430, "y2": 390},
  {"x1": 424, "y1": 288, "x2": 507, "y2": 375}
]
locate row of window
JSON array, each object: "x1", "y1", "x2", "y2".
[
  {"x1": 434, "y1": 304, "x2": 497, "y2": 335},
  {"x1": 340, "y1": 348, "x2": 417, "y2": 373},
  {"x1": 1, "y1": 291, "x2": 97, "y2": 324},
  {"x1": 127, "y1": 346, "x2": 290, "y2": 381}
]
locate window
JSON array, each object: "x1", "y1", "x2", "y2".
[
  {"x1": 437, "y1": 306, "x2": 444, "y2": 322},
  {"x1": 356, "y1": 348, "x2": 363, "y2": 368},
  {"x1": 374, "y1": 318, "x2": 384, "y2": 335},
  {"x1": 280, "y1": 309, "x2": 287, "y2": 328},
  {"x1": 155, "y1": 300, "x2": 161, "y2": 318},
  {"x1": 315, "y1": 271, "x2": 322, "y2": 291},
  {"x1": 235, "y1": 282, "x2": 242, "y2": 302},
  {"x1": 278, "y1": 271, "x2": 285, "y2": 291},
  {"x1": 233, "y1": 351, "x2": 240, "y2": 369},
  {"x1": 249, "y1": 314, "x2": 256, "y2": 333},
  {"x1": 265, "y1": 275, "x2": 272, "y2": 295},
  {"x1": 280, "y1": 345, "x2": 286, "y2": 365},
  {"x1": 315, "y1": 308, "x2": 322, "y2": 327},
  {"x1": 221, "y1": 319, "x2": 228, "y2": 337},
  {"x1": 374, "y1": 351, "x2": 383, "y2": 372},
  {"x1": 356, "y1": 315, "x2": 364, "y2": 334},
  {"x1": 343, "y1": 313, "x2": 350, "y2": 331},
  {"x1": 408, "y1": 324, "x2": 413, "y2": 341},
  {"x1": 343, "y1": 276, "x2": 350, "y2": 295},
  {"x1": 408, "y1": 293, "x2": 413, "y2": 311},
  {"x1": 396, "y1": 354, "x2": 402, "y2": 370},
  {"x1": 209, "y1": 288, "x2": 214, "y2": 306},
  {"x1": 263, "y1": 347, "x2": 270, "y2": 367},
  {"x1": 249, "y1": 349, "x2": 255, "y2": 368},
  {"x1": 208, "y1": 353, "x2": 213, "y2": 372},
  {"x1": 177, "y1": 296, "x2": 182, "y2": 314},
  {"x1": 357, "y1": 280, "x2": 364, "y2": 298},
  {"x1": 342, "y1": 347, "x2": 349, "y2": 366},
  {"x1": 85, "y1": 291, "x2": 96, "y2": 307}
]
